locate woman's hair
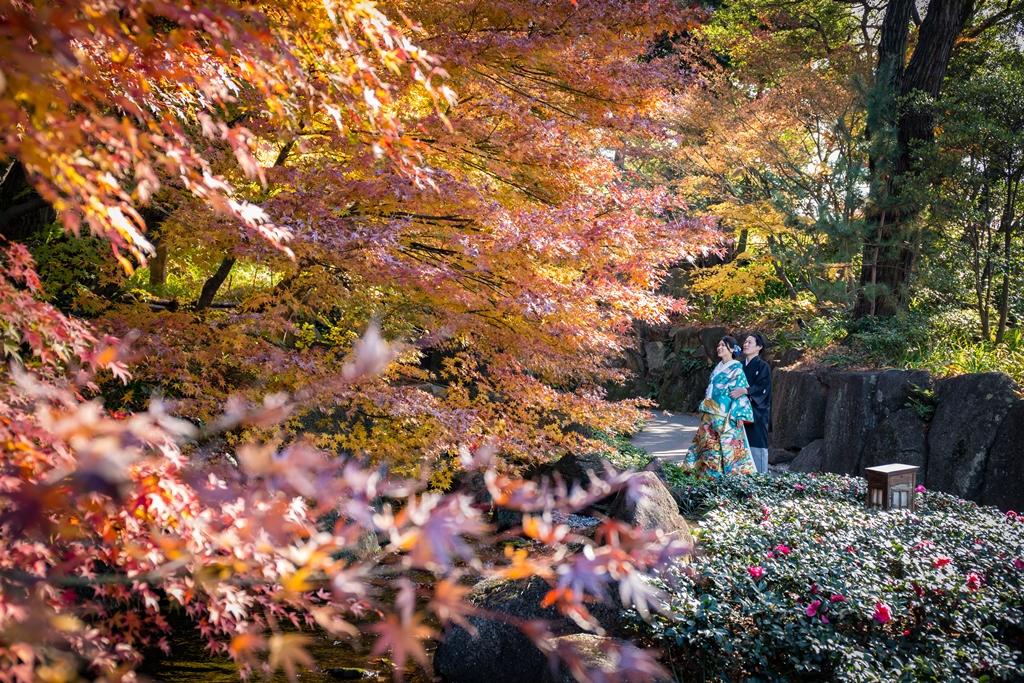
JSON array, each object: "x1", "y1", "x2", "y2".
[{"x1": 720, "y1": 335, "x2": 741, "y2": 359}]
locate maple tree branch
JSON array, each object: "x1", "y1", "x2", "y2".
[{"x1": 0, "y1": 196, "x2": 50, "y2": 230}]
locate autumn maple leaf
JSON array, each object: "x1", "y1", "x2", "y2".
[
  {"x1": 369, "y1": 579, "x2": 436, "y2": 679},
  {"x1": 268, "y1": 633, "x2": 314, "y2": 683}
]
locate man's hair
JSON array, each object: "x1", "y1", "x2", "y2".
[{"x1": 747, "y1": 332, "x2": 768, "y2": 354}]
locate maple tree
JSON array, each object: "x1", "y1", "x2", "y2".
[{"x1": 1, "y1": 0, "x2": 711, "y2": 680}]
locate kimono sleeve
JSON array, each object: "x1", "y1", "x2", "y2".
[
  {"x1": 727, "y1": 364, "x2": 755, "y2": 424},
  {"x1": 747, "y1": 359, "x2": 772, "y2": 409}
]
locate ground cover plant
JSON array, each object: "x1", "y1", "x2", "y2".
[{"x1": 653, "y1": 470, "x2": 1024, "y2": 682}]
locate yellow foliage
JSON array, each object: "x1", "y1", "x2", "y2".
[{"x1": 690, "y1": 259, "x2": 777, "y2": 299}]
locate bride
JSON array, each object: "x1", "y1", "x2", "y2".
[{"x1": 682, "y1": 335, "x2": 758, "y2": 476}]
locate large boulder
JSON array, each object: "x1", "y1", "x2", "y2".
[
  {"x1": 768, "y1": 448, "x2": 797, "y2": 465},
  {"x1": 670, "y1": 325, "x2": 701, "y2": 353},
  {"x1": 873, "y1": 370, "x2": 932, "y2": 421},
  {"x1": 657, "y1": 360, "x2": 710, "y2": 413},
  {"x1": 533, "y1": 452, "x2": 613, "y2": 490},
  {"x1": 820, "y1": 371, "x2": 880, "y2": 475},
  {"x1": 861, "y1": 408, "x2": 929, "y2": 480},
  {"x1": 980, "y1": 400, "x2": 1024, "y2": 512},
  {"x1": 432, "y1": 576, "x2": 633, "y2": 683},
  {"x1": 699, "y1": 326, "x2": 728, "y2": 360},
  {"x1": 607, "y1": 472, "x2": 692, "y2": 544},
  {"x1": 788, "y1": 439, "x2": 825, "y2": 473},
  {"x1": 771, "y1": 370, "x2": 828, "y2": 450},
  {"x1": 645, "y1": 341, "x2": 668, "y2": 377},
  {"x1": 927, "y1": 373, "x2": 1020, "y2": 501}
]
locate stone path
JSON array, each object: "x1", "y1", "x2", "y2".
[{"x1": 630, "y1": 411, "x2": 700, "y2": 462}]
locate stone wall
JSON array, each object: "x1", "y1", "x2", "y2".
[
  {"x1": 772, "y1": 368, "x2": 1024, "y2": 512},
  {"x1": 612, "y1": 324, "x2": 1024, "y2": 512}
]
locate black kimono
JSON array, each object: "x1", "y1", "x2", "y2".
[{"x1": 742, "y1": 355, "x2": 772, "y2": 449}]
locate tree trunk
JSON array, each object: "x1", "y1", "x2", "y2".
[
  {"x1": 854, "y1": 0, "x2": 975, "y2": 318},
  {"x1": 194, "y1": 257, "x2": 236, "y2": 311},
  {"x1": 149, "y1": 241, "x2": 169, "y2": 287},
  {"x1": 995, "y1": 176, "x2": 1020, "y2": 343}
]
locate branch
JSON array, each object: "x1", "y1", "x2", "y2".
[{"x1": 0, "y1": 196, "x2": 50, "y2": 229}]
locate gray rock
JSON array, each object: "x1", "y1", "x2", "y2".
[
  {"x1": 981, "y1": 400, "x2": 1024, "y2": 512},
  {"x1": 768, "y1": 448, "x2": 797, "y2": 465},
  {"x1": 928, "y1": 373, "x2": 1020, "y2": 501},
  {"x1": 771, "y1": 370, "x2": 828, "y2": 450},
  {"x1": 699, "y1": 326, "x2": 728, "y2": 361},
  {"x1": 670, "y1": 325, "x2": 701, "y2": 353},
  {"x1": 820, "y1": 371, "x2": 880, "y2": 475},
  {"x1": 657, "y1": 360, "x2": 710, "y2": 413},
  {"x1": 432, "y1": 576, "x2": 633, "y2": 683},
  {"x1": 645, "y1": 341, "x2": 667, "y2": 377},
  {"x1": 534, "y1": 452, "x2": 613, "y2": 490},
  {"x1": 873, "y1": 370, "x2": 932, "y2": 421},
  {"x1": 861, "y1": 408, "x2": 929, "y2": 480},
  {"x1": 788, "y1": 439, "x2": 825, "y2": 473},
  {"x1": 647, "y1": 326, "x2": 669, "y2": 343},
  {"x1": 607, "y1": 472, "x2": 692, "y2": 545},
  {"x1": 624, "y1": 348, "x2": 645, "y2": 376}
]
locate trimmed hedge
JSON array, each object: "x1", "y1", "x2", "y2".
[{"x1": 652, "y1": 471, "x2": 1024, "y2": 682}]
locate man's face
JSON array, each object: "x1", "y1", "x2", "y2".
[{"x1": 743, "y1": 336, "x2": 762, "y2": 356}]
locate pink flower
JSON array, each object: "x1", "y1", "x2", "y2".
[
  {"x1": 806, "y1": 599, "x2": 821, "y2": 617},
  {"x1": 830, "y1": 594, "x2": 845, "y2": 602},
  {"x1": 766, "y1": 551, "x2": 775, "y2": 559},
  {"x1": 749, "y1": 566, "x2": 764, "y2": 579},
  {"x1": 820, "y1": 615, "x2": 829, "y2": 624},
  {"x1": 774, "y1": 544, "x2": 791, "y2": 555},
  {"x1": 933, "y1": 557, "x2": 951, "y2": 568},
  {"x1": 967, "y1": 572, "x2": 982, "y2": 591},
  {"x1": 794, "y1": 484, "x2": 805, "y2": 491},
  {"x1": 845, "y1": 545, "x2": 856, "y2": 553},
  {"x1": 873, "y1": 603, "x2": 892, "y2": 624},
  {"x1": 1007, "y1": 511, "x2": 1017, "y2": 519},
  {"x1": 1013, "y1": 558, "x2": 1024, "y2": 570},
  {"x1": 915, "y1": 485, "x2": 926, "y2": 493},
  {"x1": 902, "y1": 629, "x2": 911, "y2": 637}
]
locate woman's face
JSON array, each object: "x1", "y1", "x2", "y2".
[{"x1": 716, "y1": 340, "x2": 732, "y2": 361}]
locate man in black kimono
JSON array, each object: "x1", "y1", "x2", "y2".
[{"x1": 729, "y1": 332, "x2": 772, "y2": 473}]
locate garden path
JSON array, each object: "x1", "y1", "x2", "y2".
[{"x1": 630, "y1": 411, "x2": 700, "y2": 462}]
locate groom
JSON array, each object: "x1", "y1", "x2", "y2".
[{"x1": 729, "y1": 332, "x2": 772, "y2": 473}]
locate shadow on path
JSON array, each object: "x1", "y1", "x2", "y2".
[{"x1": 629, "y1": 411, "x2": 700, "y2": 462}]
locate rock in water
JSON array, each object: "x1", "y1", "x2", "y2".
[{"x1": 432, "y1": 576, "x2": 632, "y2": 683}]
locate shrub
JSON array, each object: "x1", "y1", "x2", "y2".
[{"x1": 650, "y1": 471, "x2": 1024, "y2": 682}]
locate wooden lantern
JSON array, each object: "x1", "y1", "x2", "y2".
[{"x1": 865, "y1": 464, "x2": 920, "y2": 511}]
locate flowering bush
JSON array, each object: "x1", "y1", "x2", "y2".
[{"x1": 651, "y1": 471, "x2": 1024, "y2": 682}]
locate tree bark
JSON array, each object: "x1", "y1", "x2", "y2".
[
  {"x1": 194, "y1": 257, "x2": 236, "y2": 311},
  {"x1": 853, "y1": 0, "x2": 975, "y2": 318}
]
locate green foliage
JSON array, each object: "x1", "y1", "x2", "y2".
[
  {"x1": 905, "y1": 385, "x2": 938, "y2": 422},
  {"x1": 592, "y1": 429, "x2": 654, "y2": 471},
  {"x1": 28, "y1": 224, "x2": 126, "y2": 313},
  {"x1": 651, "y1": 472, "x2": 1024, "y2": 683}
]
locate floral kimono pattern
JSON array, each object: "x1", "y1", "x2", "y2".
[{"x1": 683, "y1": 359, "x2": 757, "y2": 477}]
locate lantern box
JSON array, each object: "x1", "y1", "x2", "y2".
[{"x1": 865, "y1": 464, "x2": 920, "y2": 511}]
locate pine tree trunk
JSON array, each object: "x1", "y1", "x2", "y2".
[{"x1": 854, "y1": 0, "x2": 975, "y2": 318}]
